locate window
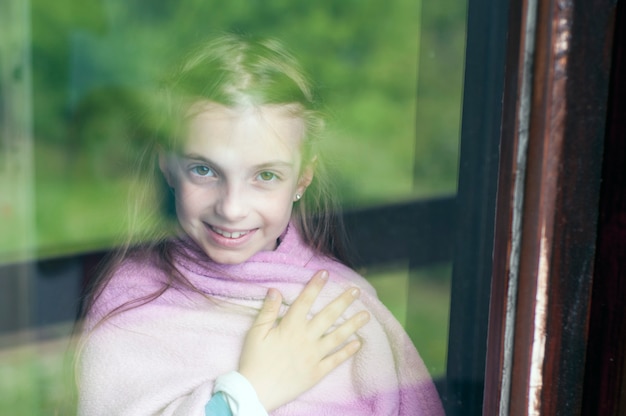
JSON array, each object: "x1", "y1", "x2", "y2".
[
  {"x1": 1, "y1": 1, "x2": 466, "y2": 413},
  {"x1": 2, "y1": 0, "x2": 622, "y2": 414}
]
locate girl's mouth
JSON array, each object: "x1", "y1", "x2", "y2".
[{"x1": 209, "y1": 225, "x2": 251, "y2": 239}]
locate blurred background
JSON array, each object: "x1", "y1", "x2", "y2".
[{"x1": 0, "y1": 0, "x2": 466, "y2": 413}]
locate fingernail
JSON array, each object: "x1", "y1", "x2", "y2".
[
  {"x1": 351, "y1": 288, "x2": 360, "y2": 298},
  {"x1": 319, "y1": 270, "x2": 329, "y2": 281},
  {"x1": 358, "y1": 311, "x2": 370, "y2": 323},
  {"x1": 267, "y1": 288, "x2": 278, "y2": 300}
]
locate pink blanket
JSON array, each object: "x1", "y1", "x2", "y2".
[{"x1": 77, "y1": 225, "x2": 444, "y2": 415}]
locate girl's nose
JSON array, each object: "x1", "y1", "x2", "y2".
[{"x1": 215, "y1": 184, "x2": 249, "y2": 221}]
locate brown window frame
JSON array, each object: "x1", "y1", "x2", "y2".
[{"x1": 479, "y1": 0, "x2": 625, "y2": 415}]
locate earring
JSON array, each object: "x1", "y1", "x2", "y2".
[{"x1": 294, "y1": 193, "x2": 302, "y2": 201}]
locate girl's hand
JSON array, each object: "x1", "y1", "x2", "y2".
[{"x1": 238, "y1": 270, "x2": 370, "y2": 412}]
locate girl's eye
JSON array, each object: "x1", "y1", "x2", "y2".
[
  {"x1": 258, "y1": 171, "x2": 277, "y2": 182},
  {"x1": 191, "y1": 165, "x2": 214, "y2": 177}
]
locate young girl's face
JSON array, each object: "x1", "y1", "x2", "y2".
[{"x1": 161, "y1": 103, "x2": 312, "y2": 265}]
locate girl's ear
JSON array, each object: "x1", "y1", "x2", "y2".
[
  {"x1": 296, "y1": 160, "x2": 315, "y2": 197},
  {"x1": 158, "y1": 151, "x2": 175, "y2": 188}
]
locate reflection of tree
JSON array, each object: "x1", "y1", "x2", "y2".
[
  {"x1": 0, "y1": 0, "x2": 37, "y2": 258},
  {"x1": 28, "y1": 0, "x2": 467, "y2": 252},
  {"x1": 32, "y1": 0, "x2": 433, "y2": 168},
  {"x1": 69, "y1": 86, "x2": 147, "y2": 181}
]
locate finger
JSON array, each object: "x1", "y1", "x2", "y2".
[
  {"x1": 317, "y1": 339, "x2": 362, "y2": 379},
  {"x1": 319, "y1": 311, "x2": 370, "y2": 355},
  {"x1": 308, "y1": 287, "x2": 361, "y2": 336},
  {"x1": 248, "y1": 288, "x2": 283, "y2": 339},
  {"x1": 282, "y1": 270, "x2": 328, "y2": 324}
]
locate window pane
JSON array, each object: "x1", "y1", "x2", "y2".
[{"x1": 0, "y1": 0, "x2": 467, "y2": 413}]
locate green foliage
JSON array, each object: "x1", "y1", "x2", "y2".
[
  {"x1": 19, "y1": 0, "x2": 468, "y2": 346},
  {"x1": 23, "y1": 0, "x2": 465, "y2": 257},
  {"x1": 0, "y1": 335, "x2": 77, "y2": 416},
  {"x1": 368, "y1": 264, "x2": 452, "y2": 377},
  {"x1": 1, "y1": 1, "x2": 467, "y2": 410}
]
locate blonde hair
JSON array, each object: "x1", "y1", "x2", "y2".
[{"x1": 81, "y1": 33, "x2": 351, "y2": 321}]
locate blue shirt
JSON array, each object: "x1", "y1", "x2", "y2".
[{"x1": 205, "y1": 392, "x2": 233, "y2": 416}]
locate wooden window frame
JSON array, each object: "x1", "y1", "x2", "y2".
[{"x1": 467, "y1": 0, "x2": 624, "y2": 414}]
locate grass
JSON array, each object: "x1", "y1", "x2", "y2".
[
  {"x1": 367, "y1": 264, "x2": 451, "y2": 378},
  {"x1": 0, "y1": 327, "x2": 77, "y2": 416}
]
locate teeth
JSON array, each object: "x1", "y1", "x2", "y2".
[{"x1": 212, "y1": 227, "x2": 249, "y2": 239}]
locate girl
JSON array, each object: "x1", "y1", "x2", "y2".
[{"x1": 77, "y1": 34, "x2": 444, "y2": 415}]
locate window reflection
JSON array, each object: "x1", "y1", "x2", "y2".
[{"x1": 0, "y1": 0, "x2": 466, "y2": 413}]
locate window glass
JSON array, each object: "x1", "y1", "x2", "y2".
[{"x1": 0, "y1": 0, "x2": 466, "y2": 413}]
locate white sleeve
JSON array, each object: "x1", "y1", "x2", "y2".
[{"x1": 213, "y1": 371, "x2": 269, "y2": 416}]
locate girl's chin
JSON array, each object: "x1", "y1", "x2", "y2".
[
  {"x1": 202, "y1": 248, "x2": 255, "y2": 265},
  {"x1": 200, "y1": 238, "x2": 281, "y2": 265}
]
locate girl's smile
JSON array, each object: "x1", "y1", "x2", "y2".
[
  {"x1": 205, "y1": 224, "x2": 257, "y2": 248},
  {"x1": 160, "y1": 102, "x2": 313, "y2": 264},
  {"x1": 208, "y1": 224, "x2": 254, "y2": 239}
]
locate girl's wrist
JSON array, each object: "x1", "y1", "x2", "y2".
[{"x1": 213, "y1": 371, "x2": 269, "y2": 416}]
